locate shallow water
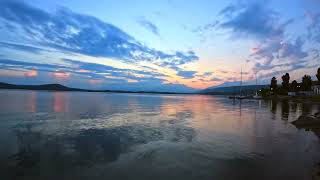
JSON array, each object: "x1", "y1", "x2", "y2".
[{"x1": 0, "y1": 90, "x2": 319, "y2": 180}]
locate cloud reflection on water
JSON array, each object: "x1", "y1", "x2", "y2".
[{"x1": 0, "y1": 91, "x2": 319, "y2": 180}]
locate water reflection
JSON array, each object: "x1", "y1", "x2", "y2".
[
  {"x1": 301, "y1": 103, "x2": 313, "y2": 116},
  {"x1": 7, "y1": 120, "x2": 195, "y2": 179},
  {"x1": 0, "y1": 91, "x2": 319, "y2": 180},
  {"x1": 281, "y1": 100, "x2": 289, "y2": 121},
  {"x1": 53, "y1": 92, "x2": 69, "y2": 113},
  {"x1": 270, "y1": 99, "x2": 277, "y2": 114},
  {"x1": 27, "y1": 92, "x2": 37, "y2": 113}
]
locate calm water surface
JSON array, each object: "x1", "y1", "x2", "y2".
[{"x1": 0, "y1": 90, "x2": 319, "y2": 180}]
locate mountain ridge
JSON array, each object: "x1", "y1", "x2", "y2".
[
  {"x1": 200, "y1": 84, "x2": 269, "y2": 95},
  {"x1": 0, "y1": 82, "x2": 190, "y2": 94}
]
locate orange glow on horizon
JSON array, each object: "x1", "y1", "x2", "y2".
[
  {"x1": 185, "y1": 81, "x2": 218, "y2": 89},
  {"x1": 52, "y1": 71, "x2": 70, "y2": 80},
  {"x1": 78, "y1": 69, "x2": 91, "y2": 73},
  {"x1": 89, "y1": 79, "x2": 103, "y2": 84},
  {"x1": 24, "y1": 69, "x2": 38, "y2": 77}
]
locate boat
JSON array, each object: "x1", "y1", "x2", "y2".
[
  {"x1": 253, "y1": 94, "x2": 262, "y2": 99},
  {"x1": 229, "y1": 95, "x2": 250, "y2": 99},
  {"x1": 229, "y1": 68, "x2": 249, "y2": 99},
  {"x1": 252, "y1": 73, "x2": 262, "y2": 99},
  {"x1": 229, "y1": 68, "x2": 257, "y2": 100},
  {"x1": 228, "y1": 96, "x2": 236, "y2": 99}
]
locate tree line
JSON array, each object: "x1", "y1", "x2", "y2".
[{"x1": 269, "y1": 67, "x2": 320, "y2": 95}]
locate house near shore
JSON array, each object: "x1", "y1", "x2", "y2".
[
  {"x1": 312, "y1": 81, "x2": 320, "y2": 95},
  {"x1": 288, "y1": 91, "x2": 314, "y2": 96},
  {"x1": 288, "y1": 81, "x2": 320, "y2": 96}
]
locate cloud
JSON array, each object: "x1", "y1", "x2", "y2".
[
  {"x1": 251, "y1": 37, "x2": 309, "y2": 72},
  {"x1": 219, "y1": 1, "x2": 291, "y2": 40},
  {"x1": 24, "y1": 69, "x2": 38, "y2": 77},
  {"x1": 196, "y1": 72, "x2": 214, "y2": 79},
  {"x1": 52, "y1": 71, "x2": 70, "y2": 80},
  {"x1": 193, "y1": 21, "x2": 219, "y2": 34},
  {"x1": 306, "y1": 12, "x2": 320, "y2": 43},
  {"x1": 63, "y1": 59, "x2": 165, "y2": 80},
  {"x1": 137, "y1": 18, "x2": 160, "y2": 36},
  {"x1": 257, "y1": 63, "x2": 315, "y2": 80},
  {"x1": 159, "y1": 51, "x2": 198, "y2": 69},
  {"x1": 219, "y1": 4, "x2": 238, "y2": 17},
  {"x1": 217, "y1": 1, "x2": 316, "y2": 79},
  {"x1": 0, "y1": 59, "x2": 65, "y2": 72},
  {"x1": 0, "y1": 42, "x2": 47, "y2": 54},
  {"x1": 0, "y1": 58, "x2": 183, "y2": 89},
  {"x1": 202, "y1": 72, "x2": 213, "y2": 77},
  {"x1": 210, "y1": 77, "x2": 223, "y2": 82},
  {"x1": 88, "y1": 79, "x2": 104, "y2": 84},
  {"x1": 277, "y1": 38, "x2": 308, "y2": 59},
  {"x1": 0, "y1": 0, "x2": 198, "y2": 68},
  {"x1": 177, "y1": 70, "x2": 197, "y2": 79}
]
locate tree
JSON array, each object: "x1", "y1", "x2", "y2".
[
  {"x1": 317, "y1": 68, "x2": 320, "y2": 81},
  {"x1": 302, "y1": 75, "x2": 312, "y2": 91},
  {"x1": 258, "y1": 88, "x2": 271, "y2": 97},
  {"x1": 270, "y1": 77, "x2": 277, "y2": 92},
  {"x1": 291, "y1": 80, "x2": 298, "y2": 92},
  {"x1": 281, "y1": 73, "x2": 290, "y2": 91}
]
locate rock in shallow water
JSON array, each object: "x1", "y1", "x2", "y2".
[{"x1": 291, "y1": 115, "x2": 320, "y2": 128}]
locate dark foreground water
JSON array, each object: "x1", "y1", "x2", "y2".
[{"x1": 0, "y1": 90, "x2": 319, "y2": 180}]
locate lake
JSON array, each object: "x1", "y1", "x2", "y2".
[{"x1": 0, "y1": 90, "x2": 319, "y2": 180}]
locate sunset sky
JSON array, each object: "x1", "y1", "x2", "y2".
[{"x1": 0, "y1": 0, "x2": 320, "y2": 92}]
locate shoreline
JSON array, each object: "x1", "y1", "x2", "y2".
[
  {"x1": 0, "y1": 82, "x2": 193, "y2": 95},
  {"x1": 261, "y1": 95, "x2": 320, "y2": 103}
]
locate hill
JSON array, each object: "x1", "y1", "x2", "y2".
[
  {"x1": 0, "y1": 82, "x2": 82, "y2": 91},
  {"x1": 0, "y1": 82, "x2": 189, "y2": 94},
  {"x1": 200, "y1": 84, "x2": 269, "y2": 95}
]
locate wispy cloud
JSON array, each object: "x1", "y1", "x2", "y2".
[
  {"x1": 217, "y1": 1, "x2": 318, "y2": 80},
  {"x1": 306, "y1": 12, "x2": 320, "y2": 43},
  {"x1": 219, "y1": 1, "x2": 290, "y2": 40},
  {"x1": 137, "y1": 17, "x2": 160, "y2": 36},
  {"x1": 0, "y1": 42, "x2": 47, "y2": 54},
  {"x1": 0, "y1": 0, "x2": 198, "y2": 68},
  {"x1": 196, "y1": 72, "x2": 214, "y2": 79},
  {"x1": 177, "y1": 70, "x2": 197, "y2": 79},
  {"x1": 0, "y1": 58, "x2": 166, "y2": 81},
  {"x1": 210, "y1": 77, "x2": 223, "y2": 82},
  {"x1": 0, "y1": 58, "x2": 197, "y2": 92}
]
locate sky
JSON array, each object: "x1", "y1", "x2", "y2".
[{"x1": 0, "y1": 0, "x2": 320, "y2": 92}]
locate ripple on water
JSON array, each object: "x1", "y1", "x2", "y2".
[{"x1": 0, "y1": 91, "x2": 319, "y2": 180}]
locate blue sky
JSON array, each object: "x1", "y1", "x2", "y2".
[{"x1": 0, "y1": 0, "x2": 319, "y2": 92}]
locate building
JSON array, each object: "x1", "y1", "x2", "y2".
[
  {"x1": 312, "y1": 82, "x2": 320, "y2": 95},
  {"x1": 288, "y1": 92, "x2": 296, "y2": 96}
]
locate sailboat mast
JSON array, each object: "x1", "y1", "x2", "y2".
[
  {"x1": 240, "y1": 67, "x2": 242, "y2": 96},
  {"x1": 255, "y1": 72, "x2": 258, "y2": 95}
]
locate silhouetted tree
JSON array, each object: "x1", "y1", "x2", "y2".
[
  {"x1": 291, "y1": 80, "x2": 299, "y2": 92},
  {"x1": 302, "y1": 75, "x2": 312, "y2": 91},
  {"x1": 281, "y1": 73, "x2": 290, "y2": 91},
  {"x1": 317, "y1": 68, "x2": 320, "y2": 81},
  {"x1": 270, "y1": 77, "x2": 277, "y2": 92}
]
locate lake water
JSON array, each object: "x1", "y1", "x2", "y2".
[{"x1": 0, "y1": 90, "x2": 319, "y2": 180}]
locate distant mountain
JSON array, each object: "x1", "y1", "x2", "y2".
[
  {"x1": 0, "y1": 82, "x2": 190, "y2": 94},
  {"x1": 0, "y1": 82, "x2": 269, "y2": 95},
  {"x1": 0, "y1": 82, "x2": 79, "y2": 91},
  {"x1": 200, "y1": 84, "x2": 269, "y2": 95},
  {"x1": 106, "y1": 83, "x2": 196, "y2": 93},
  {"x1": 212, "y1": 81, "x2": 242, "y2": 88}
]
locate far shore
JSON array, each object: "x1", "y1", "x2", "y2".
[
  {"x1": 2, "y1": 82, "x2": 320, "y2": 103},
  {"x1": 261, "y1": 95, "x2": 320, "y2": 103},
  {"x1": 0, "y1": 82, "x2": 193, "y2": 95}
]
